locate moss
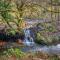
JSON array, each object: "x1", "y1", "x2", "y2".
[{"x1": 35, "y1": 31, "x2": 60, "y2": 45}]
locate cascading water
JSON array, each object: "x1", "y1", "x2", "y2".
[
  {"x1": 21, "y1": 28, "x2": 60, "y2": 55},
  {"x1": 23, "y1": 28, "x2": 34, "y2": 46}
]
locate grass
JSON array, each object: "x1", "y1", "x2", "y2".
[
  {"x1": 0, "y1": 48, "x2": 60, "y2": 60},
  {"x1": 0, "y1": 48, "x2": 25, "y2": 60},
  {"x1": 35, "y1": 31, "x2": 60, "y2": 45}
]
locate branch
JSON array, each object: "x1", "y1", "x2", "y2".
[
  {"x1": 0, "y1": 9, "x2": 17, "y2": 13},
  {"x1": 29, "y1": 3, "x2": 60, "y2": 13}
]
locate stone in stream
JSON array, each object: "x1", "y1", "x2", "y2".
[{"x1": 57, "y1": 44, "x2": 60, "y2": 48}]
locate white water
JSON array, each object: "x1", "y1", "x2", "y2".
[
  {"x1": 23, "y1": 29, "x2": 34, "y2": 46},
  {"x1": 22, "y1": 28, "x2": 60, "y2": 55}
]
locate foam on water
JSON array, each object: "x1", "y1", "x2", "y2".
[{"x1": 23, "y1": 29, "x2": 34, "y2": 46}]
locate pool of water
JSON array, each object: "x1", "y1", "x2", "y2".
[{"x1": 20, "y1": 44, "x2": 60, "y2": 55}]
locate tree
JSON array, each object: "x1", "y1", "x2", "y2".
[
  {"x1": 0, "y1": 0, "x2": 60, "y2": 34},
  {"x1": 0, "y1": 0, "x2": 25, "y2": 34}
]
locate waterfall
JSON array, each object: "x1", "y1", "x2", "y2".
[{"x1": 23, "y1": 28, "x2": 34, "y2": 46}]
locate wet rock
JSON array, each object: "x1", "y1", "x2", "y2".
[{"x1": 17, "y1": 39, "x2": 23, "y2": 45}]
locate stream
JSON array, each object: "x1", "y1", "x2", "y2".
[
  {"x1": 23, "y1": 28, "x2": 35, "y2": 46},
  {"x1": 20, "y1": 28, "x2": 60, "y2": 55}
]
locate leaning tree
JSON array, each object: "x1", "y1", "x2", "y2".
[{"x1": 0, "y1": 0, "x2": 60, "y2": 35}]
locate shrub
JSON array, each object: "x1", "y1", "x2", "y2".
[
  {"x1": 35, "y1": 32, "x2": 47, "y2": 45},
  {"x1": 2, "y1": 48, "x2": 25, "y2": 58}
]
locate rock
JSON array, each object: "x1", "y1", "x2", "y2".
[
  {"x1": 33, "y1": 58, "x2": 43, "y2": 60},
  {"x1": 17, "y1": 39, "x2": 23, "y2": 44},
  {"x1": 8, "y1": 56, "x2": 16, "y2": 60},
  {"x1": 0, "y1": 41, "x2": 7, "y2": 49},
  {"x1": 0, "y1": 41, "x2": 7, "y2": 46}
]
